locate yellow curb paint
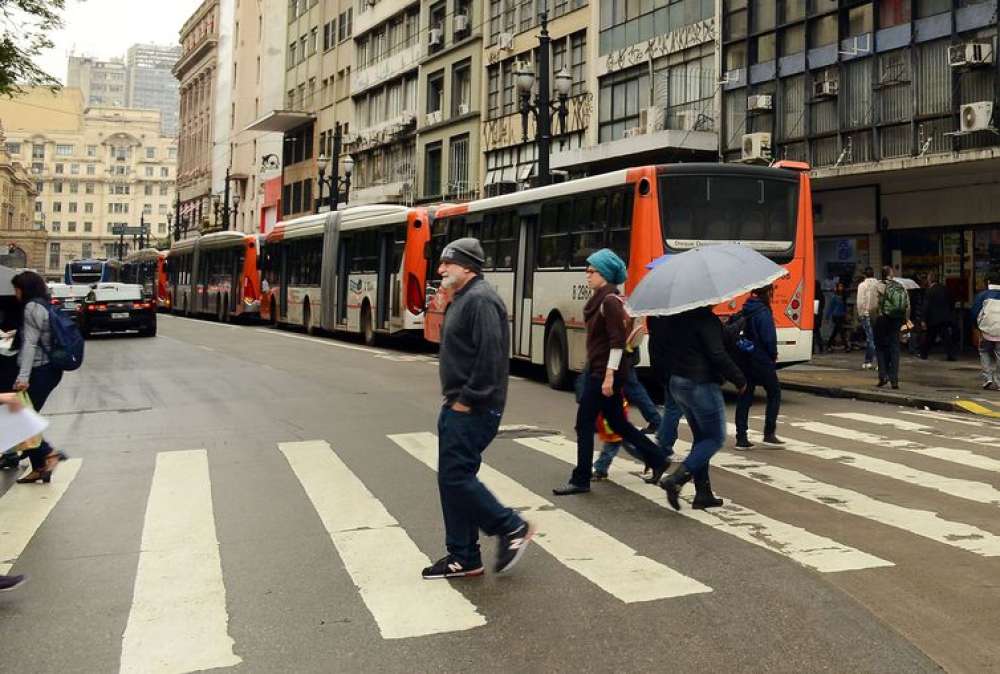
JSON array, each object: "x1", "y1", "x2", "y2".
[{"x1": 955, "y1": 400, "x2": 1000, "y2": 418}]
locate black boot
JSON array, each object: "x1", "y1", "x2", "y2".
[
  {"x1": 643, "y1": 457, "x2": 672, "y2": 485},
  {"x1": 658, "y1": 466, "x2": 692, "y2": 511},
  {"x1": 692, "y1": 476, "x2": 724, "y2": 510}
]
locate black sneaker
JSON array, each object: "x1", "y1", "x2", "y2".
[
  {"x1": 0, "y1": 574, "x2": 26, "y2": 592},
  {"x1": 421, "y1": 555, "x2": 484, "y2": 580},
  {"x1": 761, "y1": 435, "x2": 786, "y2": 447},
  {"x1": 641, "y1": 423, "x2": 659, "y2": 435},
  {"x1": 495, "y1": 521, "x2": 534, "y2": 574},
  {"x1": 592, "y1": 469, "x2": 609, "y2": 480},
  {"x1": 734, "y1": 437, "x2": 754, "y2": 449}
]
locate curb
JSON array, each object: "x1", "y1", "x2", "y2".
[{"x1": 779, "y1": 380, "x2": 982, "y2": 415}]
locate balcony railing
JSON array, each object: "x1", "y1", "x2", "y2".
[{"x1": 352, "y1": 42, "x2": 424, "y2": 95}]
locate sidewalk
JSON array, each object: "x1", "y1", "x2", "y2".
[{"x1": 779, "y1": 349, "x2": 1000, "y2": 417}]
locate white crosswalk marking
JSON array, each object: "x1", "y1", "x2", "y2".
[
  {"x1": 279, "y1": 440, "x2": 486, "y2": 639},
  {"x1": 900, "y1": 409, "x2": 1000, "y2": 429},
  {"x1": 120, "y1": 450, "x2": 241, "y2": 674},
  {"x1": 827, "y1": 412, "x2": 1000, "y2": 448},
  {"x1": 0, "y1": 459, "x2": 82, "y2": 574},
  {"x1": 789, "y1": 420, "x2": 1000, "y2": 473},
  {"x1": 713, "y1": 452, "x2": 1000, "y2": 557},
  {"x1": 388, "y1": 432, "x2": 712, "y2": 603},
  {"x1": 515, "y1": 436, "x2": 891, "y2": 573}
]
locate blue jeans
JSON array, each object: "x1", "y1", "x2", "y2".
[
  {"x1": 594, "y1": 441, "x2": 643, "y2": 474},
  {"x1": 860, "y1": 316, "x2": 876, "y2": 365},
  {"x1": 655, "y1": 381, "x2": 683, "y2": 456},
  {"x1": 622, "y1": 368, "x2": 661, "y2": 428},
  {"x1": 980, "y1": 338, "x2": 1000, "y2": 385},
  {"x1": 669, "y1": 376, "x2": 727, "y2": 480},
  {"x1": 437, "y1": 407, "x2": 522, "y2": 567}
]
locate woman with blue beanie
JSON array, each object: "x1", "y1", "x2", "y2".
[{"x1": 553, "y1": 249, "x2": 669, "y2": 495}]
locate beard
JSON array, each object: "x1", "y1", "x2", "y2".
[{"x1": 440, "y1": 274, "x2": 458, "y2": 290}]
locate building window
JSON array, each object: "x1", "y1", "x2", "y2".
[
  {"x1": 53, "y1": 201, "x2": 62, "y2": 212},
  {"x1": 48, "y1": 243, "x2": 60, "y2": 269},
  {"x1": 810, "y1": 14, "x2": 838, "y2": 48},
  {"x1": 600, "y1": 0, "x2": 713, "y2": 55},
  {"x1": 451, "y1": 61, "x2": 472, "y2": 116},
  {"x1": 86, "y1": 163, "x2": 95, "y2": 175},
  {"x1": 86, "y1": 145, "x2": 97, "y2": 157},
  {"x1": 70, "y1": 163, "x2": 79, "y2": 175},
  {"x1": 31, "y1": 144, "x2": 44, "y2": 160},
  {"x1": 54, "y1": 181, "x2": 63, "y2": 193},
  {"x1": 5, "y1": 142, "x2": 21, "y2": 155},
  {"x1": 55, "y1": 144, "x2": 73, "y2": 156},
  {"x1": 145, "y1": 184, "x2": 153, "y2": 196},
  {"x1": 337, "y1": 9, "x2": 352, "y2": 41},
  {"x1": 309, "y1": 27, "x2": 318, "y2": 55},
  {"x1": 85, "y1": 182, "x2": 95, "y2": 194},
  {"x1": 85, "y1": 203, "x2": 93, "y2": 214},
  {"x1": 489, "y1": 0, "x2": 502, "y2": 45},
  {"x1": 161, "y1": 167, "x2": 169, "y2": 178},
  {"x1": 429, "y1": 1, "x2": 446, "y2": 52},
  {"x1": 68, "y1": 202, "x2": 77, "y2": 213},
  {"x1": 878, "y1": 0, "x2": 911, "y2": 28},
  {"x1": 145, "y1": 147, "x2": 155, "y2": 159},
  {"x1": 51, "y1": 220, "x2": 61, "y2": 232},
  {"x1": 424, "y1": 142, "x2": 442, "y2": 197},
  {"x1": 288, "y1": 42, "x2": 296, "y2": 66},
  {"x1": 448, "y1": 134, "x2": 470, "y2": 195},
  {"x1": 84, "y1": 221, "x2": 92, "y2": 232},
  {"x1": 427, "y1": 70, "x2": 444, "y2": 114},
  {"x1": 502, "y1": 59, "x2": 516, "y2": 115},
  {"x1": 67, "y1": 221, "x2": 77, "y2": 232},
  {"x1": 143, "y1": 203, "x2": 153, "y2": 214},
  {"x1": 160, "y1": 184, "x2": 168, "y2": 196},
  {"x1": 598, "y1": 67, "x2": 651, "y2": 142},
  {"x1": 82, "y1": 242, "x2": 92, "y2": 258},
  {"x1": 916, "y1": 0, "x2": 950, "y2": 18},
  {"x1": 487, "y1": 64, "x2": 500, "y2": 118},
  {"x1": 55, "y1": 163, "x2": 64, "y2": 174},
  {"x1": 519, "y1": 0, "x2": 534, "y2": 31}
]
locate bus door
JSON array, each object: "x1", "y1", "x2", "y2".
[
  {"x1": 376, "y1": 228, "x2": 394, "y2": 329},
  {"x1": 336, "y1": 236, "x2": 350, "y2": 324},
  {"x1": 513, "y1": 213, "x2": 536, "y2": 358}
]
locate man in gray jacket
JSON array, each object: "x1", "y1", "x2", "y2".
[{"x1": 422, "y1": 237, "x2": 534, "y2": 579}]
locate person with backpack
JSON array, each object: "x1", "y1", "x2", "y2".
[
  {"x1": 553, "y1": 249, "x2": 668, "y2": 496},
  {"x1": 874, "y1": 266, "x2": 909, "y2": 389},
  {"x1": 972, "y1": 273, "x2": 1000, "y2": 391},
  {"x1": 11, "y1": 271, "x2": 70, "y2": 484},
  {"x1": 734, "y1": 285, "x2": 784, "y2": 448},
  {"x1": 855, "y1": 267, "x2": 882, "y2": 370}
]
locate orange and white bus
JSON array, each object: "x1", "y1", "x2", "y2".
[
  {"x1": 166, "y1": 231, "x2": 262, "y2": 321},
  {"x1": 123, "y1": 248, "x2": 169, "y2": 309},
  {"x1": 425, "y1": 162, "x2": 814, "y2": 387},
  {"x1": 261, "y1": 204, "x2": 431, "y2": 343}
]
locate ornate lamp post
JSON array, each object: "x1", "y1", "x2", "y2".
[{"x1": 316, "y1": 123, "x2": 354, "y2": 212}]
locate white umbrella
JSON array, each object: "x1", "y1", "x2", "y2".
[{"x1": 893, "y1": 277, "x2": 920, "y2": 290}]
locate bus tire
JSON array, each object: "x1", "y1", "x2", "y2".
[
  {"x1": 269, "y1": 294, "x2": 279, "y2": 325},
  {"x1": 303, "y1": 300, "x2": 313, "y2": 335},
  {"x1": 361, "y1": 303, "x2": 375, "y2": 346},
  {"x1": 217, "y1": 295, "x2": 225, "y2": 322},
  {"x1": 545, "y1": 320, "x2": 572, "y2": 390}
]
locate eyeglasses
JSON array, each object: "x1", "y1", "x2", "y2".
[{"x1": 585, "y1": 268, "x2": 597, "y2": 274}]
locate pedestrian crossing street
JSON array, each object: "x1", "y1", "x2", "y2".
[{"x1": 2, "y1": 406, "x2": 1000, "y2": 672}]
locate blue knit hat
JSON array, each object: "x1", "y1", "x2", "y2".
[{"x1": 587, "y1": 248, "x2": 627, "y2": 285}]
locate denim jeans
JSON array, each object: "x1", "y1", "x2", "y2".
[
  {"x1": 980, "y1": 338, "x2": 1000, "y2": 385},
  {"x1": 860, "y1": 316, "x2": 876, "y2": 365},
  {"x1": 735, "y1": 360, "x2": 781, "y2": 439},
  {"x1": 572, "y1": 374, "x2": 666, "y2": 487},
  {"x1": 437, "y1": 406, "x2": 522, "y2": 567},
  {"x1": 668, "y1": 375, "x2": 727, "y2": 480},
  {"x1": 25, "y1": 364, "x2": 63, "y2": 471},
  {"x1": 655, "y1": 381, "x2": 683, "y2": 456},
  {"x1": 622, "y1": 368, "x2": 661, "y2": 428},
  {"x1": 593, "y1": 441, "x2": 643, "y2": 474}
]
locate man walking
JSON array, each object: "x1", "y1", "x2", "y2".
[
  {"x1": 855, "y1": 267, "x2": 881, "y2": 369},
  {"x1": 874, "y1": 266, "x2": 909, "y2": 389},
  {"x1": 423, "y1": 238, "x2": 533, "y2": 579},
  {"x1": 972, "y1": 273, "x2": 1000, "y2": 391},
  {"x1": 921, "y1": 272, "x2": 957, "y2": 361},
  {"x1": 734, "y1": 285, "x2": 784, "y2": 448}
]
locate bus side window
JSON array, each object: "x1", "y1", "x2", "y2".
[
  {"x1": 495, "y1": 212, "x2": 516, "y2": 270},
  {"x1": 607, "y1": 188, "x2": 632, "y2": 265},
  {"x1": 570, "y1": 195, "x2": 602, "y2": 268},
  {"x1": 537, "y1": 201, "x2": 568, "y2": 269}
]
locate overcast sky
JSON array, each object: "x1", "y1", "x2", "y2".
[{"x1": 36, "y1": 0, "x2": 204, "y2": 83}]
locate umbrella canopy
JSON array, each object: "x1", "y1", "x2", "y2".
[
  {"x1": 626, "y1": 243, "x2": 789, "y2": 317},
  {"x1": 893, "y1": 277, "x2": 920, "y2": 290}
]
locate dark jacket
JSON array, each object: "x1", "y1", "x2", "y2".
[
  {"x1": 923, "y1": 283, "x2": 953, "y2": 327},
  {"x1": 584, "y1": 283, "x2": 629, "y2": 379},
  {"x1": 655, "y1": 306, "x2": 746, "y2": 388},
  {"x1": 439, "y1": 275, "x2": 510, "y2": 413},
  {"x1": 743, "y1": 297, "x2": 779, "y2": 367},
  {"x1": 825, "y1": 294, "x2": 847, "y2": 320}
]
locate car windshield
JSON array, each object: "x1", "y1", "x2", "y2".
[{"x1": 89, "y1": 285, "x2": 143, "y2": 302}]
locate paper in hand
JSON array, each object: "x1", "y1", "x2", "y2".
[{"x1": 0, "y1": 406, "x2": 49, "y2": 452}]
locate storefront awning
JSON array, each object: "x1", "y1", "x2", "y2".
[{"x1": 244, "y1": 110, "x2": 316, "y2": 134}]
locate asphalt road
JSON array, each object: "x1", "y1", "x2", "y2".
[{"x1": 2, "y1": 314, "x2": 999, "y2": 672}]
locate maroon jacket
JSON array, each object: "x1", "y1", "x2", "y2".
[{"x1": 584, "y1": 284, "x2": 630, "y2": 379}]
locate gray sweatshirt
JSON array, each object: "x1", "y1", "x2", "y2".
[
  {"x1": 439, "y1": 276, "x2": 509, "y2": 413},
  {"x1": 17, "y1": 301, "x2": 51, "y2": 383}
]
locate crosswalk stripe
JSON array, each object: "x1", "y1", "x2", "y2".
[
  {"x1": 515, "y1": 436, "x2": 891, "y2": 573},
  {"x1": 900, "y1": 410, "x2": 1000, "y2": 429},
  {"x1": 738, "y1": 426, "x2": 1000, "y2": 507},
  {"x1": 789, "y1": 420, "x2": 1000, "y2": 473},
  {"x1": 120, "y1": 450, "x2": 241, "y2": 674},
  {"x1": 0, "y1": 459, "x2": 82, "y2": 575},
  {"x1": 827, "y1": 412, "x2": 1000, "y2": 448},
  {"x1": 388, "y1": 432, "x2": 712, "y2": 603},
  {"x1": 712, "y1": 452, "x2": 1000, "y2": 557},
  {"x1": 279, "y1": 440, "x2": 485, "y2": 639}
]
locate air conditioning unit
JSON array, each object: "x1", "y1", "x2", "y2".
[
  {"x1": 457, "y1": 103, "x2": 470, "y2": 115},
  {"x1": 454, "y1": 14, "x2": 469, "y2": 33},
  {"x1": 425, "y1": 110, "x2": 442, "y2": 126},
  {"x1": 499, "y1": 32, "x2": 514, "y2": 50},
  {"x1": 960, "y1": 101, "x2": 994, "y2": 133},
  {"x1": 429, "y1": 28, "x2": 443, "y2": 47},
  {"x1": 741, "y1": 132, "x2": 772, "y2": 161},
  {"x1": 813, "y1": 77, "x2": 839, "y2": 98},
  {"x1": 639, "y1": 106, "x2": 665, "y2": 134},
  {"x1": 747, "y1": 94, "x2": 773, "y2": 113},
  {"x1": 399, "y1": 110, "x2": 417, "y2": 125},
  {"x1": 623, "y1": 127, "x2": 645, "y2": 139},
  {"x1": 673, "y1": 110, "x2": 697, "y2": 130},
  {"x1": 949, "y1": 42, "x2": 994, "y2": 68},
  {"x1": 484, "y1": 180, "x2": 518, "y2": 197}
]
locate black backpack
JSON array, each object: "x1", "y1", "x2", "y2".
[
  {"x1": 723, "y1": 306, "x2": 764, "y2": 360},
  {"x1": 32, "y1": 299, "x2": 85, "y2": 371}
]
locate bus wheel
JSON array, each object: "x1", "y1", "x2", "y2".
[
  {"x1": 545, "y1": 320, "x2": 572, "y2": 390},
  {"x1": 303, "y1": 301, "x2": 312, "y2": 334},
  {"x1": 217, "y1": 296, "x2": 225, "y2": 322},
  {"x1": 361, "y1": 304, "x2": 375, "y2": 346}
]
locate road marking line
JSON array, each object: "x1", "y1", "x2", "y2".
[
  {"x1": 161, "y1": 315, "x2": 238, "y2": 329},
  {"x1": 120, "y1": 450, "x2": 241, "y2": 674},
  {"x1": 515, "y1": 436, "x2": 890, "y2": 573},
  {"x1": 789, "y1": 421, "x2": 1000, "y2": 473},
  {"x1": 712, "y1": 451, "x2": 1000, "y2": 557},
  {"x1": 253, "y1": 328, "x2": 387, "y2": 355},
  {"x1": 955, "y1": 400, "x2": 1000, "y2": 419},
  {"x1": 279, "y1": 440, "x2": 484, "y2": 639},
  {"x1": 737, "y1": 425, "x2": 1000, "y2": 507},
  {"x1": 390, "y1": 432, "x2": 710, "y2": 602},
  {"x1": 900, "y1": 410, "x2": 1000, "y2": 429},
  {"x1": 827, "y1": 412, "x2": 1000, "y2": 448},
  {"x1": 0, "y1": 459, "x2": 82, "y2": 574}
]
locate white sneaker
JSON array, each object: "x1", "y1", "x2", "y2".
[{"x1": 861, "y1": 362, "x2": 872, "y2": 370}]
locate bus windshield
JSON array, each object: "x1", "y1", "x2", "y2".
[
  {"x1": 67, "y1": 260, "x2": 108, "y2": 284},
  {"x1": 659, "y1": 174, "x2": 799, "y2": 261}
]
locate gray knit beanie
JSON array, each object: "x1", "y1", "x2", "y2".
[{"x1": 440, "y1": 237, "x2": 485, "y2": 273}]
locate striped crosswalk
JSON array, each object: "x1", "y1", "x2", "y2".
[{"x1": 3, "y1": 404, "x2": 1000, "y2": 672}]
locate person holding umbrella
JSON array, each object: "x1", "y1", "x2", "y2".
[
  {"x1": 628, "y1": 244, "x2": 787, "y2": 510},
  {"x1": 552, "y1": 249, "x2": 669, "y2": 496}
]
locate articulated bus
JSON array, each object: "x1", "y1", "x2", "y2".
[
  {"x1": 261, "y1": 205, "x2": 431, "y2": 343},
  {"x1": 123, "y1": 248, "x2": 169, "y2": 308},
  {"x1": 64, "y1": 258, "x2": 121, "y2": 285},
  {"x1": 425, "y1": 162, "x2": 815, "y2": 388},
  {"x1": 166, "y1": 231, "x2": 262, "y2": 321}
]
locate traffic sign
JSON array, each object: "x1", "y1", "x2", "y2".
[{"x1": 112, "y1": 225, "x2": 146, "y2": 236}]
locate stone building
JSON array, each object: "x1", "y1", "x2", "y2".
[{"x1": 0, "y1": 125, "x2": 44, "y2": 270}]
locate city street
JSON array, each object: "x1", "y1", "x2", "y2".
[{"x1": 3, "y1": 315, "x2": 1000, "y2": 672}]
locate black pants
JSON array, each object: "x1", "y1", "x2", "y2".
[
  {"x1": 25, "y1": 364, "x2": 63, "y2": 471},
  {"x1": 735, "y1": 359, "x2": 781, "y2": 439},
  {"x1": 921, "y1": 322, "x2": 957, "y2": 360},
  {"x1": 827, "y1": 317, "x2": 849, "y2": 351},
  {"x1": 571, "y1": 374, "x2": 666, "y2": 487},
  {"x1": 875, "y1": 316, "x2": 903, "y2": 386}
]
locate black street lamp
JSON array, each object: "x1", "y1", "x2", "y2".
[
  {"x1": 516, "y1": 10, "x2": 572, "y2": 187},
  {"x1": 316, "y1": 122, "x2": 354, "y2": 212},
  {"x1": 214, "y1": 166, "x2": 241, "y2": 229}
]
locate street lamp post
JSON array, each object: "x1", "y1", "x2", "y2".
[
  {"x1": 316, "y1": 122, "x2": 354, "y2": 212},
  {"x1": 516, "y1": 10, "x2": 572, "y2": 187}
]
